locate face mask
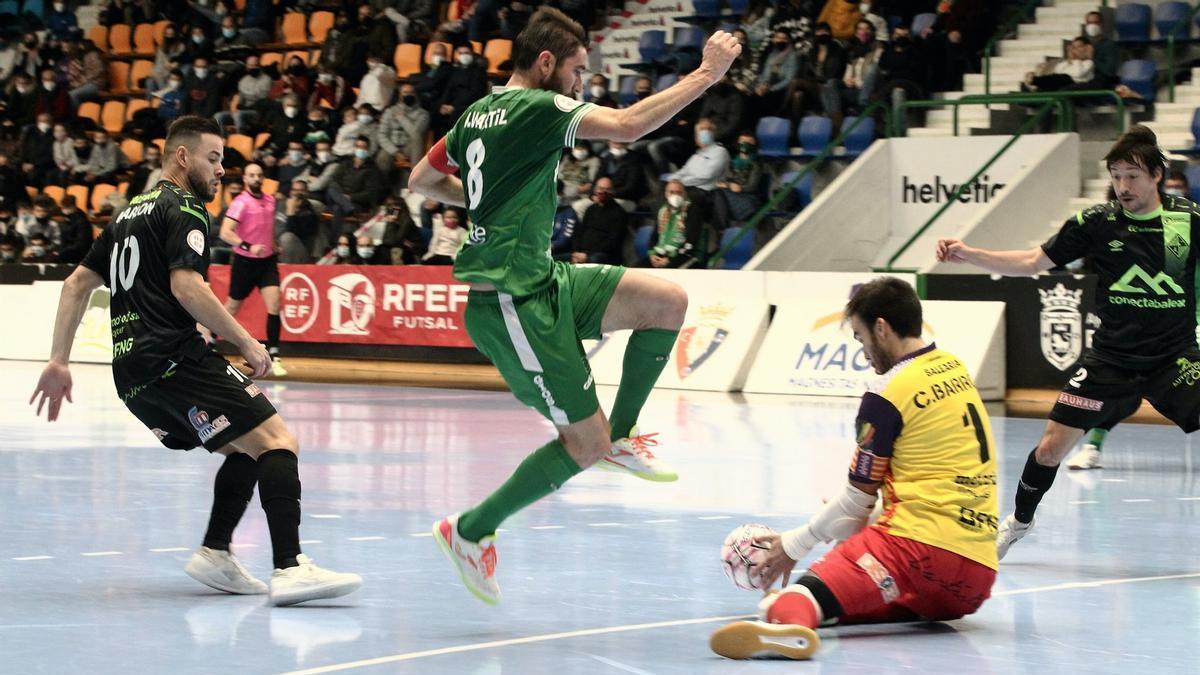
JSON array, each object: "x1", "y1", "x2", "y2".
[
  {"x1": 594, "y1": 191, "x2": 611, "y2": 203},
  {"x1": 0, "y1": 251, "x2": 14, "y2": 262},
  {"x1": 250, "y1": 68, "x2": 265, "y2": 78},
  {"x1": 666, "y1": 194, "x2": 684, "y2": 208},
  {"x1": 288, "y1": 65, "x2": 305, "y2": 76},
  {"x1": 53, "y1": 3, "x2": 64, "y2": 11},
  {"x1": 146, "y1": 156, "x2": 159, "y2": 165},
  {"x1": 636, "y1": 90, "x2": 651, "y2": 100},
  {"x1": 96, "y1": 138, "x2": 108, "y2": 146},
  {"x1": 284, "y1": 106, "x2": 298, "y2": 118},
  {"x1": 286, "y1": 150, "x2": 303, "y2": 163},
  {"x1": 431, "y1": 55, "x2": 445, "y2": 66},
  {"x1": 317, "y1": 150, "x2": 331, "y2": 162},
  {"x1": 859, "y1": 2, "x2": 870, "y2": 13},
  {"x1": 31, "y1": 245, "x2": 45, "y2": 257},
  {"x1": 168, "y1": 79, "x2": 181, "y2": 89},
  {"x1": 590, "y1": 85, "x2": 606, "y2": 99},
  {"x1": 193, "y1": 35, "x2": 205, "y2": 44},
  {"x1": 571, "y1": 148, "x2": 588, "y2": 161},
  {"x1": 815, "y1": 34, "x2": 832, "y2": 46},
  {"x1": 16, "y1": 85, "x2": 30, "y2": 94},
  {"x1": 1165, "y1": 187, "x2": 1185, "y2": 197},
  {"x1": 336, "y1": 245, "x2": 350, "y2": 257},
  {"x1": 1085, "y1": 23, "x2": 1101, "y2": 38},
  {"x1": 609, "y1": 147, "x2": 626, "y2": 158},
  {"x1": 738, "y1": 142, "x2": 756, "y2": 155},
  {"x1": 193, "y1": 67, "x2": 207, "y2": 79},
  {"x1": 223, "y1": 28, "x2": 236, "y2": 38},
  {"x1": 319, "y1": 73, "x2": 334, "y2": 83},
  {"x1": 25, "y1": 40, "x2": 37, "y2": 49},
  {"x1": 402, "y1": 94, "x2": 417, "y2": 107},
  {"x1": 697, "y1": 129, "x2": 714, "y2": 147},
  {"x1": 773, "y1": 41, "x2": 788, "y2": 50},
  {"x1": 358, "y1": 114, "x2": 373, "y2": 124},
  {"x1": 354, "y1": 148, "x2": 370, "y2": 160},
  {"x1": 358, "y1": 246, "x2": 375, "y2": 258},
  {"x1": 456, "y1": 54, "x2": 472, "y2": 66},
  {"x1": 43, "y1": 82, "x2": 54, "y2": 91}
]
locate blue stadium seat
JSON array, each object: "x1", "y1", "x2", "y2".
[
  {"x1": 674, "y1": 26, "x2": 706, "y2": 52},
  {"x1": 692, "y1": 0, "x2": 719, "y2": 18},
  {"x1": 618, "y1": 76, "x2": 638, "y2": 106},
  {"x1": 1119, "y1": 59, "x2": 1157, "y2": 101},
  {"x1": 1156, "y1": 1, "x2": 1191, "y2": 39},
  {"x1": 655, "y1": 73, "x2": 679, "y2": 90},
  {"x1": 1115, "y1": 3, "x2": 1152, "y2": 42},
  {"x1": 756, "y1": 116, "x2": 791, "y2": 157},
  {"x1": 634, "y1": 224, "x2": 655, "y2": 261},
  {"x1": 1190, "y1": 107, "x2": 1200, "y2": 150},
  {"x1": 911, "y1": 12, "x2": 937, "y2": 36},
  {"x1": 728, "y1": 0, "x2": 750, "y2": 15},
  {"x1": 798, "y1": 115, "x2": 834, "y2": 156},
  {"x1": 718, "y1": 228, "x2": 754, "y2": 269},
  {"x1": 717, "y1": 21, "x2": 739, "y2": 34},
  {"x1": 778, "y1": 171, "x2": 814, "y2": 211},
  {"x1": 638, "y1": 30, "x2": 667, "y2": 62},
  {"x1": 841, "y1": 116, "x2": 875, "y2": 157},
  {"x1": 1185, "y1": 165, "x2": 1200, "y2": 202}
]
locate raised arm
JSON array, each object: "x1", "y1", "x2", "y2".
[{"x1": 936, "y1": 239, "x2": 1055, "y2": 276}]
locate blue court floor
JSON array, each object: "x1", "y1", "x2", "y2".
[{"x1": 2, "y1": 361, "x2": 1199, "y2": 674}]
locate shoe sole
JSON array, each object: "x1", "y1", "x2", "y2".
[
  {"x1": 593, "y1": 458, "x2": 679, "y2": 482},
  {"x1": 185, "y1": 560, "x2": 268, "y2": 595},
  {"x1": 432, "y1": 520, "x2": 500, "y2": 606},
  {"x1": 269, "y1": 577, "x2": 362, "y2": 607},
  {"x1": 710, "y1": 621, "x2": 819, "y2": 660}
]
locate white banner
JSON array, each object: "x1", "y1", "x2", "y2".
[
  {"x1": 0, "y1": 282, "x2": 113, "y2": 365},
  {"x1": 743, "y1": 299, "x2": 1005, "y2": 399}
]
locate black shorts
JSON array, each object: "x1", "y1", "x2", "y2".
[
  {"x1": 228, "y1": 253, "x2": 280, "y2": 301},
  {"x1": 1049, "y1": 350, "x2": 1200, "y2": 433},
  {"x1": 124, "y1": 351, "x2": 278, "y2": 451}
]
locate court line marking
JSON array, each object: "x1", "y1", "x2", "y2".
[
  {"x1": 529, "y1": 525, "x2": 564, "y2": 530},
  {"x1": 697, "y1": 516, "x2": 733, "y2": 520},
  {"x1": 588, "y1": 522, "x2": 622, "y2": 528},
  {"x1": 299, "y1": 540, "x2": 323, "y2": 545},
  {"x1": 347, "y1": 536, "x2": 385, "y2": 542},
  {"x1": 1177, "y1": 497, "x2": 1200, "y2": 501},
  {"x1": 310, "y1": 514, "x2": 342, "y2": 519},
  {"x1": 642, "y1": 519, "x2": 677, "y2": 524},
  {"x1": 1068, "y1": 501, "x2": 1097, "y2": 505},
  {"x1": 149, "y1": 547, "x2": 190, "y2": 553},
  {"x1": 409, "y1": 533, "x2": 433, "y2": 538},
  {"x1": 81, "y1": 551, "x2": 122, "y2": 557},
  {"x1": 1121, "y1": 499, "x2": 1152, "y2": 503},
  {"x1": 585, "y1": 653, "x2": 657, "y2": 675},
  {"x1": 11, "y1": 556, "x2": 53, "y2": 561},
  {"x1": 277, "y1": 570, "x2": 1200, "y2": 675}
]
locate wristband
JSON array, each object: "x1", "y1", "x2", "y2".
[{"x1": 238, "y1": 241, "x2": 252, "y2": 252}]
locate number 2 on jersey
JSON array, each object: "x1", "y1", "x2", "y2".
[
  {"x1": 109, "y1": 236, "x2": 140, "y2": 296},
  {"x1": 465, "y1": 138, "x2": 485, "y2": 209},
  {"x1": 962, "y1": 402, "x2": 990, "y2": 463}
]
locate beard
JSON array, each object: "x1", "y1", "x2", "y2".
[
  {"x1": 187, "y1": 166, "x2": 216, "y2": 203},
  {"x1": 535, "y1": 69, "x2": 568, "y2": 96}
]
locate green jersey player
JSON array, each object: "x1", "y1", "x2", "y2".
[{"x1": 409, "y1": 7, "x2": 740, "y2": 604}]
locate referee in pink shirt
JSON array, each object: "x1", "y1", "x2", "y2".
[{"x1": 219, "y1": 163, "x2": 286, "y2": 377}]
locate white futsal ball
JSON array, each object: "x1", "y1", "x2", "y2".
[{"x1": 720, "y1": 523, "x2": 776, "y2": 591}]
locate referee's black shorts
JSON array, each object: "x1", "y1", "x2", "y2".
[
  {"x1": 1049, "y1": 348, "x2": 1200, "y2": 433},
  {"x1": 228, "y1": 253, "x2": 280, "y2": 301},
  {"x1": 124, "y1": 351, "x2": 278, "y2": 452}
]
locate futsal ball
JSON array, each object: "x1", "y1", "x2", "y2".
[{"x1": 720, "y1": 523, "x2": 776, "y2": 591}]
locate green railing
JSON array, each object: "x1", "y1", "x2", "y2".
[
  {"x1": 1166, "y1": 1, "x2": 1200, "y2": 102},
  {"x1": 891, "y1": 89, "x2": 1126, "y2": 137},
  {"x1": 706, "y1": 101, "x2": 892, "y2": 269},
  {"x1": 984, "y1": 0, "x2": 1043, "y2": 96},
  {"x1": 881, "y1": 102, "x2": 1056, "y2": 272}
]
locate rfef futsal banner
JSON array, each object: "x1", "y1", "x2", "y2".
[{"x1": 209, "y1": 264, "x2": 474, "y2": 348}]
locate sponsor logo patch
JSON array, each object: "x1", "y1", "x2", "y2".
[
  {"x1": 244, "y1": 383, "x2": 262, "y2": 397},
  {"x1": 186, "y1": 229, "x2": 205, "y2": 256},
  {"x1": 1056, "y1": 392, "x2": 1104, "y2": 411},
  {"x1": 553, "y1": 94, "x2": 584, "y2": 112},
  {"x1": 855, "y1": 552, "x2": 900, "y2": 603},
  {"x1": 188, "y1": 406, "x2": 231, "y2": 442}
]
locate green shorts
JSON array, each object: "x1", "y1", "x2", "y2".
[{"x1": 465, "y1": 261, "x2": 626, "y2": 426}]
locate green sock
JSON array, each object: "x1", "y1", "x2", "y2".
[
  {"x1": 457, "y1": 439, "x2": 581, "y2": 542},
  {"x1": 608, "y1": 328, "x2": 679, "y2": 441},
  {"x1": 1085, "y1": 428, "x2": 1108, "y2": 449}
]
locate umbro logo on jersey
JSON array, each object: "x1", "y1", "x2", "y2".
[{"x1": 1108, "y1": 240, "x2": 1124, "y2": 251}]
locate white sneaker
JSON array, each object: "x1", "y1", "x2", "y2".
[
  {"x1": 269, "y1": 554, "x2": 362, "y2": 606},
  {"x1": 433, "y1": 514, "x2": 500, "y2": 605},
  {"x1": 710, "y1": 620, "x2": 820, "y2": 660},
  {"x1": 1067, "y1": 444, "x2": 1102, "y2": 470},
  {"x1": 185, "y1": 546, "x2": 268, "y2": 595},
  {"x1": 996, "y1": 514, "x2": 1035, "y2": 561},
  {"x1": 595, "y1": 426, "x2": 678, "y2": 482},
  {"x1": 271, "y1": 357, "x2": 288, "y2": 377}
]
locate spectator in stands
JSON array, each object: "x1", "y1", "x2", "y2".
[
  {"x1": 331, "y1": 233, "x2": 362, "y2": 264},
  {"x1": 321, "y1": 11, "x2": 367, "y2": 84},
  {"x1": 432, "y1": 44, "x2": 488, "y2": 137},
  {"x1": 303, "y1": 108, "x2": 333, "y2": 145},
  {"x1": 598, "y1": 140, "x2": 648, "y2": 211},
  {"x1": 817, "y1": 0, "x2": 863, "y2": 40},
  {"x1": 272, "y1": 55, "x2": 313, "y2": 101},
  {"x1": 147, "y1": 24, "x2": 187, "y2": 94},
  {"x1": 357, "y1": 54, "x2": 397, "y2": 112},
  {"x1": 328, "y1": 136, "x2": 386, "y2": 237},
  {"x1": 242, "y1": 0, "x2": 278, "y2": 37},
  {"x1": 925, "y1": 27, "x2": 973, "y2": 94},
  {"x1": 307, "y1": 65, "x2": 345, "y2": 112},
  {"x1": 783, "y1": 21, "x2": 846, "y2": 122},
  {"x1": 21, "y1": 232, "x2": 58, "y2": 263},
  {"x1": 183, "y1": 56, "x2": 221, "y2": 117},
  {"x1": 499, "y1": 0, "x2": 537, "y2": 39},
  {"x1": 356, "y1": 233, "x2": 388, "y2": 265},
  {"x1": 754, "y1": 30, "x2": 800, "y2": 115},
  {"x1": 11, "y1": 33, "x2": 44, "y2": 85},
  {"x1": 856, "y1": 0, "x2": 888, "y2": 39},
  {"x1": 0, "y1": 235, "x2": 19, "y2": 264},
  {"x1": 561, "y1": 140, "x2": 600, "y2": 214},
  {"x1": 45, "y1": 2, "x2": 80, "y2": 41},
  {"x1": 411, "y1": 43, "x2": 453, "y2": 110},
  {"x1": 0, "y1": 153, "x2": 26, "y2": 213},
  {"x1": 877, "y1": 23, "x2": 927, "y2": 110},
  {"x1": 279, "y1": 179, "x2": 322, "y2": 263},
  {"x1": 70, "y1": 134, "x2": 92, "y2": 181},
  {"x1": 1164, "y1": 171, "x2": 1189, "y2": 199},
  {"x1": 151, "y1": 70, "x2": 187, "y2": 126},
  {"x1": 377, "y1": 0, "x2": 436, "y2": 44},
  {"x1": 769, "y1": 0, "x2": 819, "y2": 49},
  {"x1": 2, "y1": 73, "x2": 38, "y2": 138},
  {"x1": 80, "y1": 129, "x2": 129, "y2": 186},
  {"x1": 822, "y1": 19, "x2": 882, "y2": 126},
  {"x1": 588, "y1": 74, "x2": 617, "y2": 108},
  {"x1": 1022, "y1": 37, "x2": 1093, "y2": 93},
  {"x1": 49, "y1": 122, "x2": 79, "y2": 186},
  {"x1": 630, "y1": 76, "x2": 701, "y2": 174},
  {"x1": 35, "y1": 68, "x2": 71, "y2": 123},
  {"x1": 125, "y1": 142, "x2": 162, "y2": 198},
  {"x1": 299, "y1": 138, "x2": 339, "y2": 202},
  {"x1": 728, "y1": 29, "x2": 759, "y2": 97},
  {"x1": 666, "y1": 118, "x2": 730, "y2": 195},
  {"x1": 333, "y1": 105, "x2": 380, "y2": 157},
  {"x1": 360, "y1": 5, "x2": 399, "y2": 64},
  {"x1": 551, "y1": 180, "x2": 577, "y2": 261},
  {"x1": 644, "y1": 179, "x2": 703, "y2": 269},
  {"x1": 378, "y1": 83, "x2": 430, "y2": 179},
  {"x1": 374, "y1": 196, "x2": 424, "y2": 264},
  {"x1": 700, "y1": 75, "x2": 746, "y2": 148},
  {"x1": 19, "y1": 113, "x2": 54, "y2": 187},
  {"x1": 186, "y1": 25, "x2": 215, "y2": 65},
  {"x1": 712, "y1": 132, "x2": 763, "y2": 232},
  {"x1": 422, "y1": 206, "x2": 467, "y2": 265},
  {"x1": 65, "y1": 38, "x2": 107, "y2": 108},
  {"x1": 570, "y1": 176, "x2": 627, "y2": 265},
  {"x1": 23, "y1": 197, "x2": 61, "y2": 248},
  {"x1": 56, "y1": 194, "x2": 93, "y2": 265},
  {"x1": 272, "y1": 140, "x2": 311, "y2": 191},
  {"x1": 214, "y1": 54, "x2": 271, "y2": 132},
  {"x1": 1077, "y1": 11, "x2": 1118, "y2": 90},
  {"x1": 260, "y1": 93, "x2": 307, "y2": 162},
  {"x1": 213, "y1": 15, "x2": 258, "y2": 82}
]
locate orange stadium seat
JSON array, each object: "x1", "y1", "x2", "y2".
[
  {"x1": 207, "y1": 184, "x2": 224, "y2": 217},
  {"x1": 153, "y1": 20, "x2": 169, "y2": 47},
  {"x1": 282, "y1": 13, "x2": 308, "y2": 46},
  {"x1": 150, "y1": 138, "x2": 165, "y2": 153},
  {"x1": 394, "y1": 43, "x2": 421, "y2": 79},
  {"x1": 25, "y1": 186, "x2": 37, "y2": 200},
  {"x1": 254, "y1": 132, "x2": 270, "y2": 149},
  {"x1": 124, "y1": 98, "x2": 149, "y2": 120},
  {"x1": 66, "y1": 185, "x2": 89, "y2": 209},
  {"x1": 128, "y1": 59, "x2": 153, "y2": 94},
  {"x1": 120, "y1": 138, "x2": 144, "y2": 164},
  {"x1": 91, "y1": 184, "x2": 117, "y2": 214},
  {"x1": 117, "y1": 181, "x2": 130, "y2": 197},
  {"x1": 470, "y1": 40, "x2": 482, "y2": 53},
  {"x1": 107, "y1": 61, "x2": 130, "y2": 95},
  {"x1": 309, "y1": 11, "x2": 334, "y2": 43},
  {"x1": 261, "y1": 178, "x2": 279, "y2": 195},
  {"x1": 43, "y1": 186, "x2": 65, "y2": 206},
  {"x1": 260, "y1": 52, "x2": 283, "y2": 68},
  {"x1": 227, "y1": 134, "x2": 254, "y2": 161},
  {"x1": 132, "y1": 23, "x2": 155, "y2": 56},
  {"x1": 484, "y1": 39, "x2": 512, "y2": 77},
  {"x1": 77, "y1": 102, "x2": 101, "y2": 125},
  {"x1": 100, "y1": 100, "x2": 126, "y2": 134},
  {"x1": 109, "y1": 24, "x2": 133, "y2": 57},
  {"x1": 87, "y1": 25, "x2": 107, "y2": 50},
  {"x1": 285, "y1": 50, "x2": 311, "y2": 68}
]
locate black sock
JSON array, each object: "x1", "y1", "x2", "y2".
[
  {"x1": 202, "y1": 452, "x2": 258, "y2": 550},
  {"x1": 798, "y1": 574, "x2": 844, "y2": 623},
  {"x1": 267, "y1": 313, "x2": 281, "y2": 353},
  {"x1": 257, "y1": 449, "x2": 302, "y2": 569},
  {"x1": 1014, "y1": 448, "x2": 1059, "y2": 524}
]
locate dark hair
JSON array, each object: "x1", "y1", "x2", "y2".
[
  {"x1": 165, "y1": 116, "x2": 221, "y2": 156},
  {"x1": 1168, "y1": 170, "x2": 1189, "y2": 188},
  {"x1": 33, "y1": 195, "x2": 53, "y2": 210},
  {"x1": 1104, "y1": 124, "x2": 1165, "y2": 182},
  {"x1": 61, "y1": 195, "x2": 77, "y2": 208},
  {"x1": 512, "y1": 7, "x2": 586, "y2": 72},
  {"x1": 844, "y1": 277, "x2": 923, "y2": 339}
]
